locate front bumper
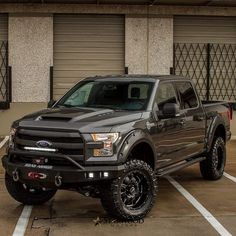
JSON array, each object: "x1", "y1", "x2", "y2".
[{"x1": 2, "y1": 153, "x2": 125, "y2": 188}]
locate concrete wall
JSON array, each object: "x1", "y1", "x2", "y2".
[
  {"x1": 0, "y1": 14, "x2": 53, "y2": 135},
  {"x1": 9, "y1": 14, "x2": 53, "y2": 102},
  {"x1": 148, "y1": 17, "x2": 173, "y2": 74},
  {"x1": 125, "y1": 17, "x2": 148, "y2": 74},
  {"x1": 0, "y1": 103, "x2": 47, "y2": 136},
  {"x1": 126, "y1": 16, "x2": 173, "y2": 74},
  {"x1": 0, "y1": 4, "x2": 235, "y2": 16}
]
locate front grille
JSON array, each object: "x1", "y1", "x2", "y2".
[
  {"x1": 17, "y1": 133, "x2": 83, "y2": 143},
  {"x1": 13, "y1": 128, "x2": 84, "y2": 166}
]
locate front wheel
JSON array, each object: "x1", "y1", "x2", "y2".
[
  {"x1": 100, "y1": 160, "x2": 157, "y2": 220},
  {"x1": 5, "y1": 173, "x2": 57, "y2": 205},
  {"x1": 200, "y1": 136, "x2": 226, "y2": 180}
]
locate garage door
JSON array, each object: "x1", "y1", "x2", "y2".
[
  {"x1": 0, "y1": 14, "x2": 8, "y2": 41},
  {"x1": 53, "y1": 15, "x2": 125, "y2": 100},
  {"x1": 0, "y1": 14, "x2": 8, "y2": 102},
  {"x1": 174, "y1": 16, "x2": 236, "y2": 101},
  {"x1": 174, "y1": 16, "x2": 236, "y2": 43}
]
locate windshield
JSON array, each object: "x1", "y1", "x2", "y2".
[{"x1": 56, "y1": 80, "x2": 154, "y2": 111}]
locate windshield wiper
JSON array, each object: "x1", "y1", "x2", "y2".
[
  {"x1": 87, "y1": 105, "x2": 116, "y2": 110},
  {"x1": 57, "y1": 104, "x2": 75, "y2": 108}
]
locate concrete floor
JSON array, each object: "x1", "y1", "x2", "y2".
[{"x1": 0, "y1": 141, "x2": 235, "y2": 236}]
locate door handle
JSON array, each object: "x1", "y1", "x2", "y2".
[
  {"x1": 157, "y1": 122, "x2": 164, "y2": 129},
  {"x1": 195, "y1": 116, "x2": 204, "y2": 121},
  {"x1": 179, "y1": 118, "x2": 186, "y2": 126}
]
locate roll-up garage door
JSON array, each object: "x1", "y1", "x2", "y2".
[
  {"x1": 53, "y1": 15, "x2": 125, "y2": 100},
  {"x1": 174, "y1": 16, "x2": 236, "y2": 43},
  {"x1": 0, "y1": 14, "x2": 8, "y2": 41},
  {"x1": 174, "y1": 16, "x2": 236, "y2": 102},
  {"x1": 0, "y1": 14, "x2": 8, "y2": 102}
]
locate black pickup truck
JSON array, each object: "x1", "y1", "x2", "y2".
[{"x1": 2, "y1": 75, "x2": 232, "y2": 220}]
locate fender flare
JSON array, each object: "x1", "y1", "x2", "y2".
[
  {"x1": 206, "y1": 114, "x2": 226, "y2": 152},
  {"x1": 118, "y1": 129, "x2": 156, "y2": 169}
]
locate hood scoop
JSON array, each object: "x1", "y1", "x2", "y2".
[{"x1": 37, "y1": 115, "x2": 72, "y2": 122}]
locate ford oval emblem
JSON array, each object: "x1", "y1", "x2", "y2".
[{"x1": 36, "y1": 140, "x2": 52, "y2": 148}]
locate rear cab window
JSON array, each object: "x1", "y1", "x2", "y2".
[{"x1": 175, "y1": 82, "x2": 199, "y2": 110}]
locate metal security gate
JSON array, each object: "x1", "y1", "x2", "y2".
[
  {"x1": 174, "y1": 16, "x2": 236, "y2": 102},
  {"x1": 0, "y1": 41, "x2": 8, "y2": 103},
  {"x1": 174, "y1": 43, "x2": 236, "y2": 102},
  {"x1": 0, "y1": 14, "x2": 9, "y2": 109}
]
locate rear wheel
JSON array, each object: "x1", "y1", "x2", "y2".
[
  {"x1": 5, "y1": 173, "x2": 57, "y2": 205},
  {"x1": 200, "y1": 137, "x2": 226, "y2": 180},
  {"x1": 100, "y1": 159, "x2": 157, "y2": 220}
]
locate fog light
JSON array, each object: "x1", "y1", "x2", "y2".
[
  {"x1": 88, "y1": 172, "x2": 94, "y2": 178},
  {"x1": 103, "y1": 172, "x2": 109, "y2": 178}
]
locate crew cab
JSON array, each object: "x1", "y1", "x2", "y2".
[{"x1": 2, "y1": 75, "x2": 231, "y2": 220}]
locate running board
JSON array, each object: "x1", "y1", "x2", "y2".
[{"x1": 156, "y1": 156, "x2": 206, "y2": 177}]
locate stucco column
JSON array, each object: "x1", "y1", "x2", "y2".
[
  {"x1": 9, "y1": 14, "x2": 53, "y2": 102},
  {"x1": 148, "y1": 17, "x2": 173, "y2": 74},
  {"x1": 125, "y1": 15, "x2": 173, "y2": 75},
  {"x1": 125, "y1": 16, "x2": 148, "y2": 74}
]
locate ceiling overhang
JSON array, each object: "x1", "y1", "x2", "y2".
[{"x1": 0, "y1": 0, "x2": 235, "y2": 7}]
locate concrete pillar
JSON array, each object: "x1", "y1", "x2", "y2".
[
  {"x1": 125, "y1": 16, "x2": 148, "y2": 74},
  {"x1": 148, "y1": 17, "x2": 173, "y2": 74},
  {"x1": 125, "y1": 15, "x2": 173, "y2": 75},
  {"x1": 9, "y1": 14, "x2": 53, "y2": 102}
]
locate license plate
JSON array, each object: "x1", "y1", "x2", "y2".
[{"x1": 24, "y1": 163, "x2": 53, "y2": 169}]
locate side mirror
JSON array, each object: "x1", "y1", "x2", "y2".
[
  {"x1": 162, "y1": 103, "x2": 180, "y2": 118},
  {"x1": 47, "y1": 99, "x2": 56, "y2": 108}
]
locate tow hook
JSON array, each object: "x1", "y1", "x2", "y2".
[
  {"x1": 12, "y1": 169, "x2": 19, "y2": 182},
  {"x1": 55, "y1": 174, "x2": 62, "y2": 187}
]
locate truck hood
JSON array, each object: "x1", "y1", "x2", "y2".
[{"x1": 15, "y1": 107, "x2": 143, "y2": 133}]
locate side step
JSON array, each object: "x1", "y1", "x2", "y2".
[{"x1": 156, "y1": 156, "x2": 206, "y2": 177}]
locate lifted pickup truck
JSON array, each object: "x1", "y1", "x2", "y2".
[{"x1": 2, "y1": 75, "x2": 232, "y2": 220}]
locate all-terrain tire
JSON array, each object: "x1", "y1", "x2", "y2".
[
  {"x1": 5, "y1": 173, "x2": 57, "y2": 205},
  {"x1": 100, "y1": 159, "x2": 157, "y2": 221},
  {"x1": 200, "y1": 136, "x2": 226, "y2": 180}
]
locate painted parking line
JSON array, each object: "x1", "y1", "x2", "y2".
[
  {"x1": 0, "y1": 136, "x2": 9, "y2": 149},
  {"x1": 0, "y1": 136, "x2": 32, "y2": 235},
  {"x1": 12, "y1": 205, "x2": 33, "y2": 236},
  {"x1": 166, "y1": 176, "x2": 232, "y2": 236},
  {"x1": 224, "y1": 172, "x2": 236, "y2": 183}
]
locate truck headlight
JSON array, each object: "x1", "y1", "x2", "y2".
[
  {"x1": 9, "y1": 128, "x2": 17, "y2": 148},
  {"x1": 91, "y1": 133, "x2": 119, "y2": 157}
]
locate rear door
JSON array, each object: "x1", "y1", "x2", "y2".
[{"x1": 174, "y1": 81, "x2": 206, "y2": 159}]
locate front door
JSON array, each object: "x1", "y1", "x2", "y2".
[{"x1": 151, "y1": 81, "x2": 187, "y2": 168}]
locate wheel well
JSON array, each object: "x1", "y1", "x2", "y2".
[
  {"x1": 214, "y1": 124, "x2": 226, "y2": 141},
  {"x1": 127, "y1": 142, "x2": 155, "y2": 169}
]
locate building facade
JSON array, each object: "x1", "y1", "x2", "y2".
[{"x1": 0, "y1": 1, "x2": 236, "y2": 136}]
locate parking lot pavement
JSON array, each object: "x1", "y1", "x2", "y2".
[
  {"x1": 0, "y1": 142, "x2": 25, "y2": 236},
  {"x1": 225, "y1": 141, "x2": 236, "y2": 176},
  {"x1": 26, "y1": 179, "x2": 218, "y2": 236},
  {"x1": 0, "y1": 140, "x2": 235, "y2": 236}
]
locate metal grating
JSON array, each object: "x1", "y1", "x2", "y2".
[
  {"x1": 210, "y1": 44, "x2": 236, "y2": 101},
  {"x1": 174, "y1": 43, "x2": 236, "y2": 102},
  {"x1": 0, "y1": 41, "x2": 8, "y2": 102}
]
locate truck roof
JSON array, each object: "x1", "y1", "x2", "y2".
[{"x1": 83, "y1": 74, "x2": 190, "y2": 82}]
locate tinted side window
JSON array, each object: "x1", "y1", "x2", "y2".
[
  {"x1": 156, "y1": 83, "x2": 177, "y2": 111},
  {"x1": 176, "y1": 82, "x2": 198, "y2": 109}
]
